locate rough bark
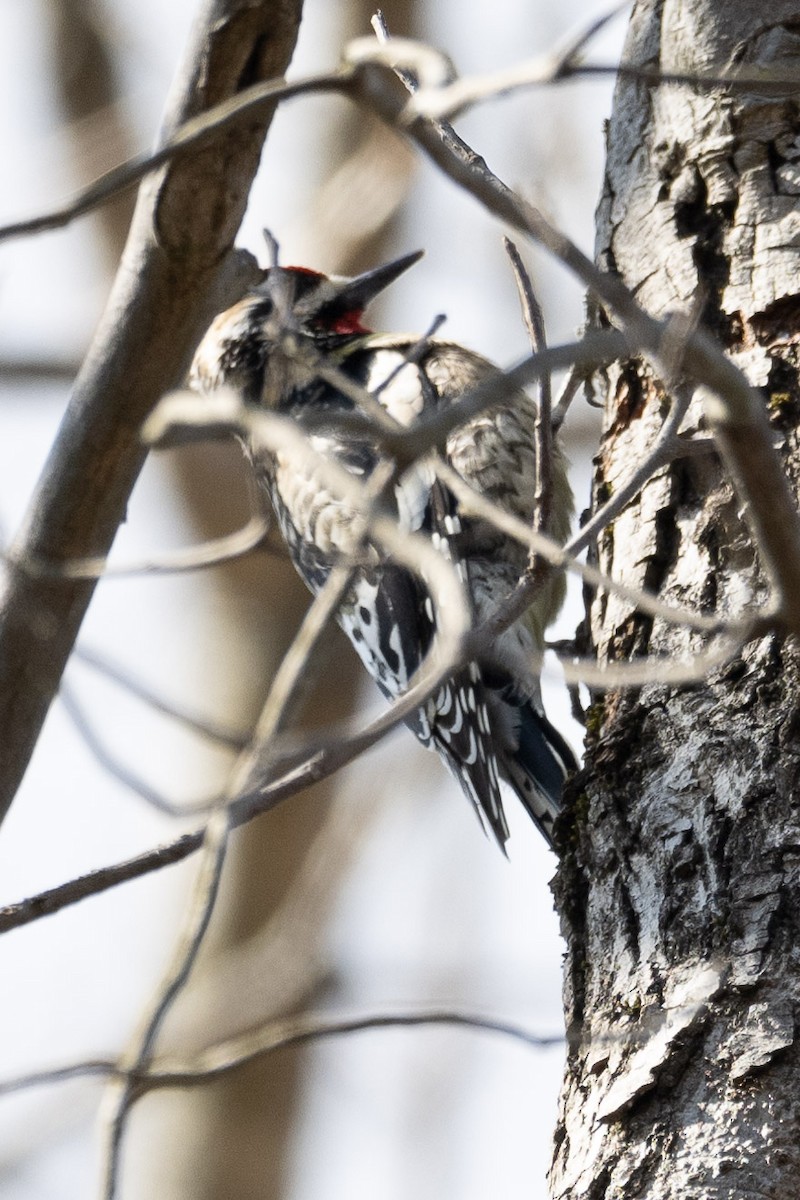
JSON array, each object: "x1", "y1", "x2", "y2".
[{"x1": 552, "y1": 2, "x2": 800, "y2": 1196}]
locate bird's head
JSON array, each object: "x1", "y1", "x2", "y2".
[{"x1": 190, "y1": 249, "x2": 423, "y2": 407}]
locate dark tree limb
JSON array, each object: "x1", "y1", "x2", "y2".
[{"x1": 0, "y1": 0, "x2": 302, "y2": 824}]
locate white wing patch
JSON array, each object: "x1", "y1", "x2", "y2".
[
  {"x1": 365, "y1": 352, "x2": 427, "y2": 425},
  {"x1": 395, "y1": 460, "x2": 437, "y2": 533}
]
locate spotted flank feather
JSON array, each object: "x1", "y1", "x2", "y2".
[{"x1": 339, "y1": 569, "x2": 433, "y2": 743}]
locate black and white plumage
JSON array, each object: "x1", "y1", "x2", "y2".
[{"x1": 190, "y1": 251, "x2": 576, "y2": 849}]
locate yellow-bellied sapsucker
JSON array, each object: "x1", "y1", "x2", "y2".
[{"x1": 190, "y1": 250, "x2": 575, "y2": 850}]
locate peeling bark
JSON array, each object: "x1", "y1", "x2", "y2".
[{"x1": 552, "y1": 2, "x2": 800, "y2": 1196}]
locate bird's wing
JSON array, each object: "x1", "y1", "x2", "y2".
[{"x1": 419, "y1": 472, "x2": 510, "y2": 846}]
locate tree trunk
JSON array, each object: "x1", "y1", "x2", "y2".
[{"x1": 552, "y1": 2, "x2": 800, "y2": 1195}]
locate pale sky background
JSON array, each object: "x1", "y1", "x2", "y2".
[{"x1": 0, "y1": 2, "x2": 626, "y2": 1197}]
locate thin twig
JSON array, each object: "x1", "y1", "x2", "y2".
[
  {"x1": 558, "y1": 632, "x2": 750, "y2": 688},
  {"x1": 0, "y1": 1009, "x2": 562, "y2": 1100},
  {"x1": 368, "y1": 313, "x2": 448, "y2": 398},
  {"x1": 0, "y1": 1059, "x2": 121, "y2": 1096},
  {"x1": 73, "y1": 644, "x2": 249, "y2": 749},
  {"x1": 566, "y1": 388, "x2": 692, "y2": 561},
  {"x1": 393, "y1": 1, "x2": 629, "y2": 122},
  {"x1": 433, "y1": 462, "x2": 729, "y2": 637},
  {"x1": 371, "y1": 11, "x2": 416, "y2": 89},
  {"x1": 0, "y1": 72, "x2": 343, "y2": 245},
  {"x1": 0, "y1": 833, "x2": 205, "y2": 935},
  {"x1": 503, "y1": 236, "x2": 553, "y2": 561},
  {"x1": 99, "y1": 805, "x2": 230, "y2": 1199},
  {"x1": 59, "y1": 683, "x2": 220, "y2": 817},
  {"x1": 294, "y1": 330, "x2": 631, "y2": 463},
  {"x1": 5, "y1": 44, "x2": 800, "y2": 251},
  {"x1": 149, "y1": 1010, "x2": 564, "y2": 1085},
  {"x1": 551, "y1": 364, "x2": 589, "y2": 431},
  {"x1": 4, "y1": 513, "x2": 270, "y2": 581}
]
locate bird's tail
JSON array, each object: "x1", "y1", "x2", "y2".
[{"x1": 498, "y1": 700, "x2": 577, "y2": 846}]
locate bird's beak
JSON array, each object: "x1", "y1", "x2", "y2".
[{"x1": 319, "y1": 249, "x2": 424, "y2": 318}]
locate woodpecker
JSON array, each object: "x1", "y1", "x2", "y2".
[{"x1": 190, "y1": 250, "x2": 576, "y2": 850}]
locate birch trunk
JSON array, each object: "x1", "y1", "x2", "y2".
[{"x1": 552, "y1": 2, "x2": 800, "y2": 1195}]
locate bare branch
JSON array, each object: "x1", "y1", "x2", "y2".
[
  {"x1": 551, "y1": 365, "x2": 587, "y2": 432},
  {"x1": 73, "y1": 645, "x2": 249, "y2": 749},
  {"x1": 149, "y1": 1010, "x2": 564, "y2": 1085},
  {"x1": 0, "y1": 834, "x2": 204, "y2": 935},
  {"x1": 0, "y1": 1059, "x2": 120, "y2": 1096},
  {"x1": 4, "y1": 36, "x2": 800, "y2": 253},
  {"x1": 0, "y1": 76, "x2": 334, "y2": 246},
  {"x1": 0, "y1": 1009, "x2": 561, "y2": 1101},
  {"x1": 503, "y1": 236, "x2": 553, "y2": 556},
  {"x1": 558, "y1": 633, "x2": 750, "y2": 689},
  {"x1": 99, "y1": 806, "x2": 231, "y2": 1199},
  {"x1": 4, "y1": 512, "x2": 270, "y2": 581},
  {"x1": 433, "y1": 463, "x2": 730, "y2": 638},
  {"x1": 58, "y1": 684, "x2": 222, "y2": 817},
  {"x1": 385, "y1": 0, "x2": 629, "y2": 122}
]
